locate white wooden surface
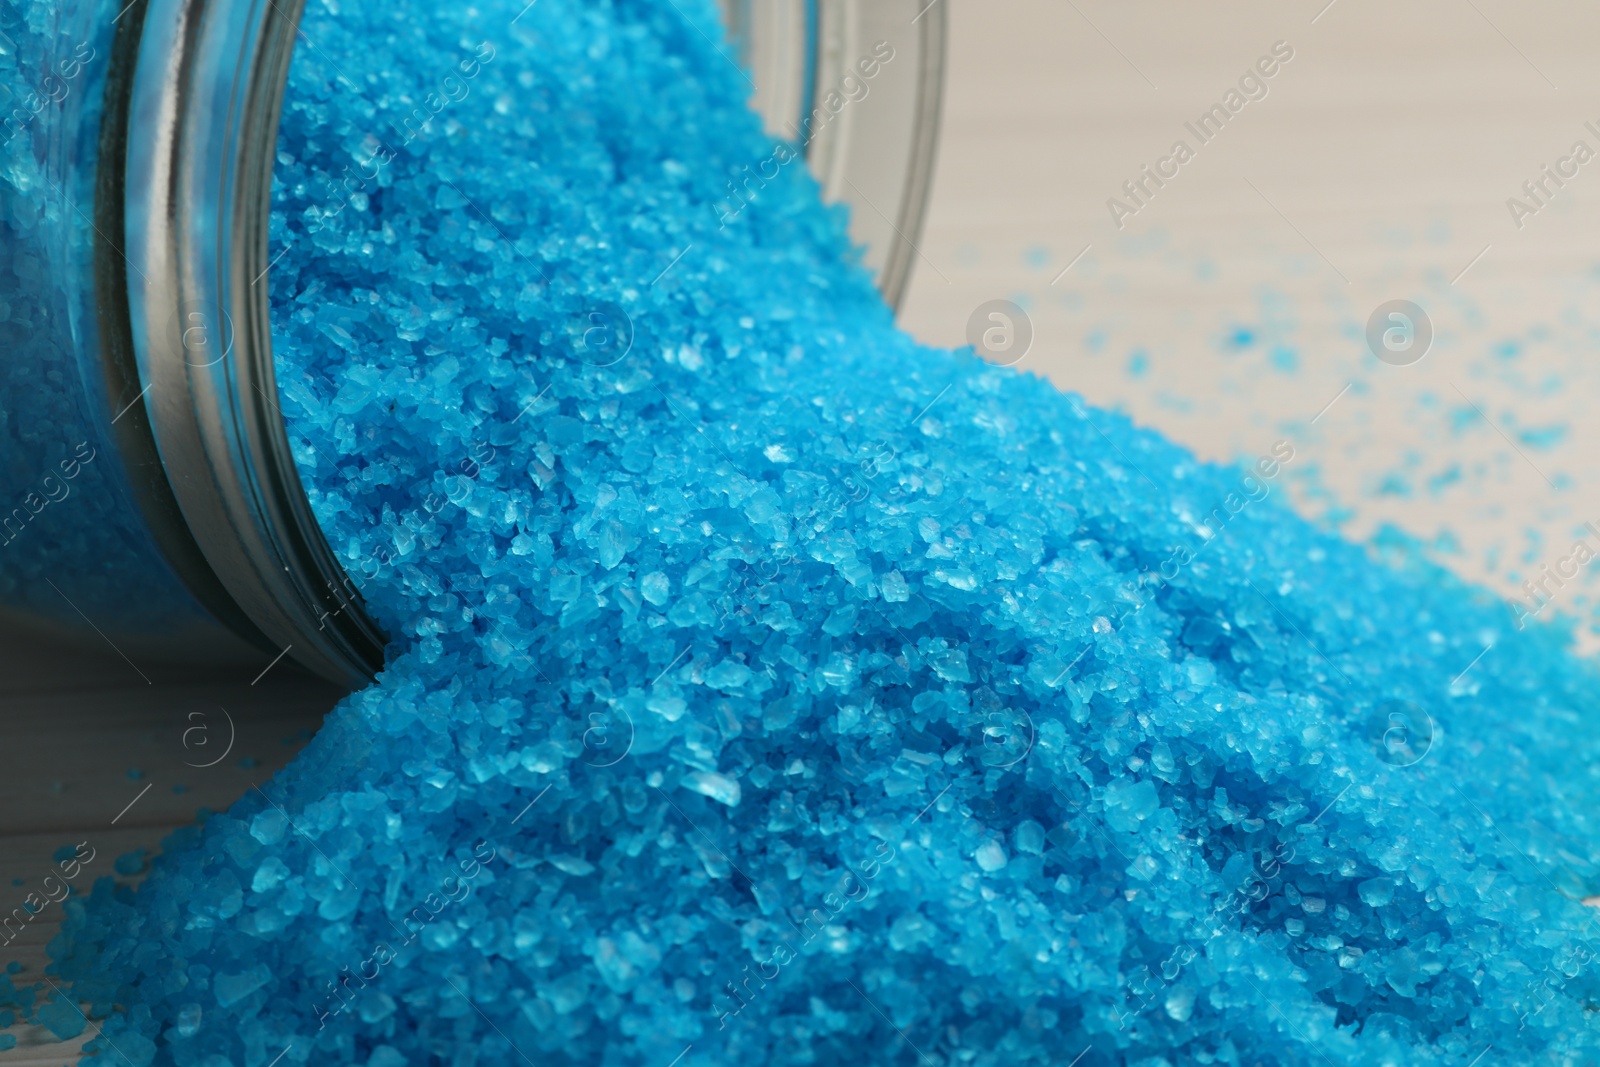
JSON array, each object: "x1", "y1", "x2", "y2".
[
  {"x1": 0, "y1": 626, "x2": 337, "y2": 1063},
  {"x1": 899, "y1": 0, "x2": 1600, "y2": 645}
]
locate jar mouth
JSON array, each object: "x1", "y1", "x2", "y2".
[
  {"x1": 718, "y1": 0, "x2": 948, "y2": 310},
  {"x1": 110, "y1": 0, "x2": 386, "y2": 688},
  {"x1": 103, "y1": 0, "x2": 945, "y2": 688}
]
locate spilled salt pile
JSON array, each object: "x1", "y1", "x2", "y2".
[{"x1": 31, "y1": 0, "x2": 1600, "y2": 1064}]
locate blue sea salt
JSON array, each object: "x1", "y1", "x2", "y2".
[
  {"x1": 112, "y1": 850, "x2": 147, "y2": 877},
  {"x1": 974, "y1": 839, "x2": 1008, "y2": 873},
  {"x1": 173, "y1": 1003, "x2": 201, "y2": 1039},
  {"x1": 1358, "y1": 877, "x2": 1396, "y2": 909},
  {"x1": 213, "y1": 965, "x2": 272, "y2": 1009},
  {"x1": 25, "y1": 0, "x2": 1600, "y2": 1065},
  {"x1": 685, "y1": 770, "x2": 743, "y2": 807},
  {"x1": 35, "y1": 991, "x2": 85, "y2": 1040}
]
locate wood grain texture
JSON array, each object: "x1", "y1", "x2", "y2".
[{"x1": 0, "y1": 624, "x2": 340, "y2": 1063}]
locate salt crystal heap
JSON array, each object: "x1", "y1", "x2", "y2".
[{"x1": 39, "y1": 0, "x2": 1600, "y2": 1064}]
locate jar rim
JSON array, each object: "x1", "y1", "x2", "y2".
[
  {"x1": 115, "y1": 0, "x2": 386, "y2": 687},
  {"x1": 105, "y1": 0, "x2": 945, "y2": 687}
]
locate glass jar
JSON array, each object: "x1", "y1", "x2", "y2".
[
  {"x1": 717, "y1": 0, "x2": 947, "y2": 308},
  {"x1": 0, "y1": 0, "x2": 944, "y2": 686}
]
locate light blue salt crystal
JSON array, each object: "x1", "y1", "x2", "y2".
[
  {"x1": 1220, "y1": 852, "x2": 1254, "y2": 890},
  {"x1": 1385, "y1": 949, "x2": 1422, "y2": 997},
  {"x1": 1150, "y1": 743, "x2": 1176, "y2": 776},
  {"x1": 174, "y1": 1002, "x2": 201, "y2": 1038},
  {"x1": 888, "y1": 913, "x2": 934, "y2": 952},
  {"x1": 975, "y1": 839, "x2": 1008, "y2": 872},
  {"x1": 819, "y1": 652, "x2": 857, "y2": 688},
  {"x1": 618, "y1": 931, "x2": 662, "y2": 969},
  {"x1": 420, "y1": 923, "x2": 461, "y2": 951},
  {"x1": 646, "y1": 693, "x2": 687, "y2": 721},
  {"x1": 543, "y1": 973, "x2": 589, "y2": 1016},
  {"x1": 762, "y1": 695, "x2": 801, "y2": 731},
  {"x1": 250, "y1": 856, "x2": 289, "y2": 893},
  {"x1": 703, "y1": 659, "x2": 751, "y2": 691},
  {"x1": 368, "y1": 1046, "x2": 407, "y2": 1067},
  {"x1": 1103, "y1": 778, "x2": 1160, "y2": 832},
  {"x1": 822, "y1": 604, "x2": 858, "y2": 636},
  {"x1": 35, "y1": 992, "x2": 85, "y2": 1040},
  {"x1": 248, "y1": 809, "x2": 288, "y2": 845},
  {"x1": 684, "y1": 770, "x2": 741, "y2": 807},
  {"x1": 1014, "y1": 820, "x2": 1046, "y2": 855},
  {"x1": 213, "y1": 964, "x2": 271, "y2": 1008},
  {"x1": 596, "y1": 523, "x2": 627, "y2": 569},
  {"x1": 1358, "y1": 877, "x2": 1396, "y2": 908},
  {"x1": 548, "y1": 855, "x2": 596, "y2": 876},
  {"x1": 593, "y1": 939, "x2": 634, "y2": 988},
  {"x1": 359, "y1": 992, "x2": 398, "y2": 1024},
  {"x1": 107, "y1": 1032, "x2": 159, "y2": 1067},
  {"x1": 640, "y1": 572, "x2": 669, "y2": 605},
  {"x1": 928, "y1": 647, "x2": 971, "y2": 683},
  {"x1": 191, "y1": 869, "x2": 244, "y2": 922},
  {"x1": 317, "y1": 886, "x2": 361, "y2": 922},
  {"x1": 549, "y1": 573, "x2": 581, "y2": 603},
  {"x1": 519, "y1": 743, "x2": 562, "y2": 773}
]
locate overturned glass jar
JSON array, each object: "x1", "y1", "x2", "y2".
[{"x1": 0, "y1": 0, "x2": 945, "y2": 686}]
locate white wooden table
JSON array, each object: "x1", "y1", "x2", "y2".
[
  {"x1": 899, "y1": 0, "x2": 1600, "y2": 647},
  {"x1": 0, "y1": 622, "x2": 337, "y2": 1063}
]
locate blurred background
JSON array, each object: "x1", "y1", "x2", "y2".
[{"x1": 901, "y1": 0, "x2": 1600, "y2": 650}]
